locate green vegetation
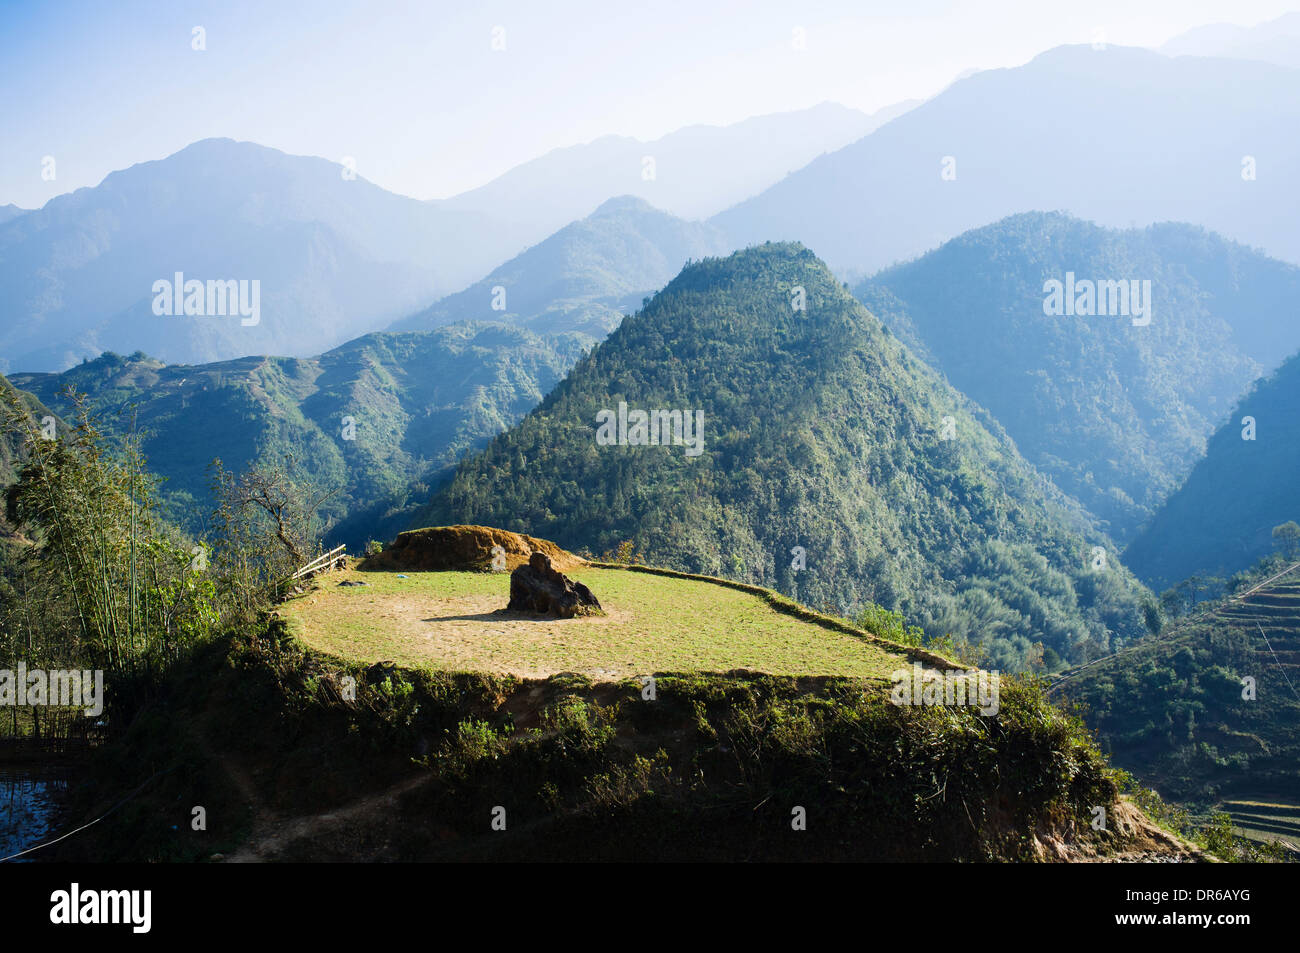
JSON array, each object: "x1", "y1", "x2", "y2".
[
  {"x1": 857, "y1": 213, "x2": 1300, "y2": 542},
  {"x1": 10, "y1": 325, "x2": 586, "y2": 549},
  {"x1": 0, "y1": 383, "x2": 339, "y2": 741},
  {"x1": 1218, "y1": 798, "x2": 1300, "y2": 849},
  {"x1": 1125, "y1": 348, "x2": 1300, "y2": 589},
  {"x1": 53, "y1": 619, "x2": 1169, "y2": 863},
  {"x1": 1, "y1": 387, "x2": 217, "y2": 686},
  {"x1": 421, "y1": 243, "x2": 1153, "y2": 671},
  {"x1": 0, "y1": 375, "x2": 53, "y2": 487},
  {"x1": 1117, "y1": 777, "x2": 1288, "y2": 862},
  {"x1": 1057, "y1": 558, "x2": 1300, "y2": 816}
]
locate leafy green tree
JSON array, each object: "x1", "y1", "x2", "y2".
[
  {"x1": 207, "y1": 454, "x2": 337, "y2": 623},
  {"x1": 1272, "y1": 520, "x2": 1300, "y2": 560},
  {"x1": 1141, "y1": 601, "x2": 1163, "y2": 636}
]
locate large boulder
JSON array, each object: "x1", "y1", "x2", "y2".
[{"x1": 507, "y1": 552, "x2": 602, "y2": 618}]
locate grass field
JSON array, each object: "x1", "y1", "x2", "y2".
[{"x1": 281, "y1": 563, "x2": 914, "y2": 679}]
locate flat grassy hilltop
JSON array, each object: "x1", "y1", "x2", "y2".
[
  {"x1": 282, "y1": 562, "x2": 926, "y2": 679},
  {"x1": 43, "y1": 527, "x2": 1201, "y2": 863}
]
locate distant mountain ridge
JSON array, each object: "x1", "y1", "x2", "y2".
[
  {"x1": 389, "y1": 196, "x2": 730, "y2": 338},
  {"x1": 0, "y1": 100, "x2": 919, "y2": 375},
  {"x1": 5, "y1": 192, "x2": 742, "y2": 546},
  {"x1": 1160, "y1": 11, "x2": 1300, "y2": 68},
  {"x1": 712, "y1": 45, "x2": 1300, "y2": 275},
  {"x1": 0, "y1": 138, "x2": 524, "y2": 373},
  {"x1": 433, "y1": 101, "x2": 917, "y2": 244}
]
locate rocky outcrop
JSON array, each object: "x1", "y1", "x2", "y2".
[
  {"x1": 360, "y1": 525, "x2": 586, "y2": 573},
  {"x1": 507, "y1": 552, "x2": 602, "y2": 618}
]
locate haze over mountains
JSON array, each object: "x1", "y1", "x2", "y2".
[
  {"x1": 4, "y1": 37, "x2": 1297, "y2": 611},
  {"x1": 0, "y1": 103, "x2": 905, "y2": 374},
  {"x1": 8, "y1": 43, "x2": 1300, "y2": 376},
  {"x1": 7, "y1": 3, "x2": 1300, "y2": 869},
  {"x1": 434, "y1": 101, "x2": 916, "y2": 240},
  {"x1": 1160, "y1": 11, "x2": 1300, "y2": 67},
  {"x1": 712, "y1": 45, "x2": 1300, "y2": 275},
  {"x1": 857, "y1": 213, "x2": 1300, "y2": 542},
  {"x1": 0, "y1": 138, "x2": 518, "y2": 373},
  {"x1": 389, "y1": 196, "x2": 730, "y2": 339}
]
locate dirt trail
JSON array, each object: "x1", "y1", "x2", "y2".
[{"x1": 193, "y1": 694, "x2": 434, "y2": 863}]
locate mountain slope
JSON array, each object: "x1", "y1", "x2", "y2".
[
  {"x1": 0, "y1": 139, "x2": 521, "y2": 373},
  {"x1": 856, "y1": 213, "x2": 1300, "y2": 540},
  {"x1": 0, "y1": 374, "x2": 61, "y2": 556},
  {"x1": 434, "y1": 101, "x2": 915, "y2": 242},
  {"x1": 1057, "y1": 564, "x2": 1300, "y2": 804},
  {"x1": 712, "y1": 46, "x2": 1300, "y2": 275},
  {"x1": 390, "y1": 196, "x2": 731, "y2": 338},
  {"x1": 0, "y1": 374, "x2": 59, "y2": 496},
  {"x1": 9, "y1": 325, "x2": 585, "y2": 547},
  {"x1": 417, "y1": 243, "x2": 1154, "y2": 671},
  {"x1": 1124, "y1": 350, "x2": 1300, "y2": 589}
]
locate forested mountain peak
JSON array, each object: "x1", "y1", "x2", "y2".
[
  {"x1": 856, "y1": 212, "x2": 1300, "y2": 540},
  {"x1": 418, "y1": 243, "x2": 1154, "y2": 671}
]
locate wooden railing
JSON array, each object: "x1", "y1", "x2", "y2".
[{"x1": 291, "y1": 544, "x2": 347, "y2": 581}]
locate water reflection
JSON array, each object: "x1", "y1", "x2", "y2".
[{"x1": 0, "y1": 766, "x2": 69, "y2": 863}]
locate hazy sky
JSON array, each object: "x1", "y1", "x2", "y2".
[{"x1": 2, "y1": 0, "x2": 1296, "y2": 208}]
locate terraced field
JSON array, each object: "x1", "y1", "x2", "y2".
[
  {"x1": 1215, "y1": 578, "x2": 1300, "y2": 675},
  {"x1": 281, "y1": 562, "x2": 929, "y2": 679},
  {"x1": 1220, "y1": 798, "x2": 1300, "y2": 847},
  {"x1": 1056, "y1": 567, "x2": 1300, "y2": 806}
]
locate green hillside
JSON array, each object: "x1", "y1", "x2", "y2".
[
  {"x1": 0, "y1": 375, "x2": 48, "y2": 485},
  {"x1": 856, "y1": 213, "x2": 1300, "y2": 541},
  {"x1": 7, "y1": 200, "x2": 732, "y2": 551},
  {"x1": 1124, "y1": 349, "x2": 1300, "y2": 589},
  {"x1": 1056, "y1": 563, "x2": 1300, "y2": 807},
  {"x1": 418, "y1": 243, "x2": 1155, "y2": 671},
  {"x1": 10, "y1": 324, "x2": 584, "y2": 547},
  {"x1": 0, "y1": 373, "x2": 58, "y2": 529}
]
